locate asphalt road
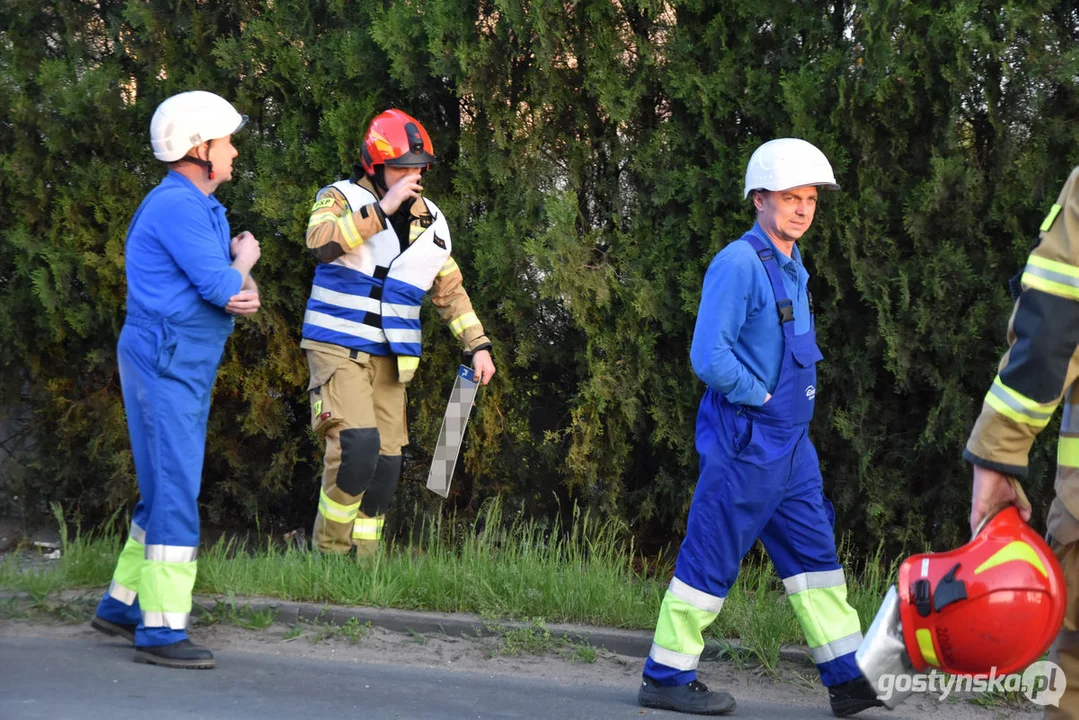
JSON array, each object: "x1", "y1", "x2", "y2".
[{"x1": 0, "y1": 634, "x2": 844, "y2": 720}]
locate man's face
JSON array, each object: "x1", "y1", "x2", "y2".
[
  {"x1": 383, "y1": 164, "x2": 423, "y2": 189},
  {"x1": 754, "y1": 186, "x2": 818, "y2": 243},
  {"x1": 205, "y1": 134, "x2": 238, "y2": 182}
]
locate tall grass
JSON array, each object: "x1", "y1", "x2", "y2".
[{"x1": 1, "y1": 499, "x2": 900, "y2": 664}]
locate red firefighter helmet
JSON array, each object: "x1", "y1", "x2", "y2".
[
  {"x1": 898, "y1": 505, "x2": 1065, "y2": 677},
  {"x1": 360, "y1": 109, "x2": 437, "y2": 176}
]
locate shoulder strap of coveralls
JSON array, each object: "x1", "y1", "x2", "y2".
[{"x1": 742, "y1": 231, "x2": 798, "y2": 339}]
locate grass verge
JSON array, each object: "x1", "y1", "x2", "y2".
[{"x1": 0, "y1": 500, "x2": 898, "y2": 673}]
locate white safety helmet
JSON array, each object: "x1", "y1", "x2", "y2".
[
  {"x1": 149, "y1": 91, "x2": 247, "y2": 162},
  {"x1": 743, "y1": 138, "x2": 839, "y2": 199}
]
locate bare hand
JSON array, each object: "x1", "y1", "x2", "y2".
[
  {"x1": 378, "y1": 175, "x2": 423, "y2": 215},
  {"x1": 226, "y1": 289, "x2": 260, "y2": 316},
  {"x1": 970, "y1": 465, "x2": 1032, "y2": 535},
  {"x1": 231, "y1": 231, "x2": 261, "y2": 266},
  {"x1": 764, "y1": 393, "x2": 772, "y2": 404},
  {"x1": 472, "y1": 349, "x2": 495, "y2": 386}
]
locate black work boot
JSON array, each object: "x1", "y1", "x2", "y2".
[
  {"x1": 90, "y1": 616, "x2": 136, "y2": 644},
  {"x1": 638, "y1": 677, "x2": 736, "y2": 715},
  {"x1": 134, "y1": 639, "x2": 215, "y2": 669},
  {"x1": 829, "y1": 675, "x2": 884, "y2": 717}
]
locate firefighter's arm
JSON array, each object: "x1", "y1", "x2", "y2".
[
  {"x1": 304, "y1": 187, "x2": 387, "y2": 264},
  {"x1": 965, "y1": 167, "x2": 1079, "y2": 478},
  {"x1": 430, "y1": 257, "x2": 493, "y2": 355}
]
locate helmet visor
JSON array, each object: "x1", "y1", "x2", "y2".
[{"x1": 384, "y1": 149, "x2": 437, "y2": 167}]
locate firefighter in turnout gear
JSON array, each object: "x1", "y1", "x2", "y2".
[
  {"x1": 966, "y1": 165, "x2": 1079, "y2": 719},
  {"x1": 637, "y1": 139, "x2": 881, "y2": 717},
  {"x1": 302, "y1": 109, "x2": 495, "y2": 556},
  {"x1": 90, "y1": 90, "x2": 261, "y2": 668}
]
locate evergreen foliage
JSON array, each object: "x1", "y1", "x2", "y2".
[{"x1": 2, "y1": 1, "x2": 1077, "y2": 557}]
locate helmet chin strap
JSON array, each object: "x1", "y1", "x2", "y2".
[
  {"x1": 177, "y1": 140, "x2": 216, "y2": 180},
  {"x1": 372, "y1": 165, "x2": 387, "y2": 193}
]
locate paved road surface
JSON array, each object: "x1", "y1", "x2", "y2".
[{"x1": 1, "y1": 634, "x2": 847, "y2": 719}]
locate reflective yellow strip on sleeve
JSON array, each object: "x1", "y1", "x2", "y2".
[
  {"x1": 312, "y1": 197, "x2": 336, "y2": 212},
  {"x1": 397, "y1": 355, "x2": 419, "y2": 374},
  {"x1": 1022, "y1": 255, "x2": 1079, "y2": 301},
  {"x1": 1041, "y1": 204, "x2": 1063, "y2": 232},
  {"x1": 337, "y1": 213, "x2": 363, "y2": 248},
  {"x1": 984, "y1": 376, "x2": 1055, "y2": 428},
  {"x1": 306, "y1": 209, "x2": 339, "y2": 230},
  {"x1": 318, "y1": 488, "x2": 362, "y2": 525},
  {"x1": 449, "y1": 312, "x2": 480, "y2": 337},
  {"x1": 438, "y1": 258, "x2": 460, "y2": 277}
]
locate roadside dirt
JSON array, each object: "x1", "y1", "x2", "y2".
[{"x1": 0, "y1": 617, "x2": 1032, "y2": 718}]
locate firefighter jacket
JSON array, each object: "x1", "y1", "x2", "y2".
[
  {"x1": 300, "y1": 173, "x2": 491, "y2": 382},
  {"x1": 966, "y1": 166, "x2": 1079, "y2": 519}
]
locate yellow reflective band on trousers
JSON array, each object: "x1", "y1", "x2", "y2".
[
  {"x1": 139, "y1": 550, "x2": 197, "y2": 630},
  {"x1": 351, "y1": 516, "x2": 384, "y2": 541},
  {"x1": 784, "y1": 577, "x2": 862, "y2": 662},
  {"x1": 1061, "y1": 437, "x2": 1079, "y2": 469},
  {"x1": 984, "y1": 376, "x2": 1055, "y2": 428},
  {"x1": 107, "y1": 534, "x2": 145, "y2": 605},
  {"x1": 649, "y1": 588, "x2": 721, "y2": 671},
  {"x1": 319, "y1": 487, "x2": 361, "y2": 525}
]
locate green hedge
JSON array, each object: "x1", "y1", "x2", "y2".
[{"x1": 2, "y1": 0, "x2": 1078, "y2": 557}]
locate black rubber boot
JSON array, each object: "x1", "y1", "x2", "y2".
[
  {"x1": 829, "y1": 675, "x2": 884, "y2": 717},
  {"x1": 134, "y1": 639, "x2": 215, "y2": 669},
  {"x1": 638, "y1": 677, "x2": 736, "y2": 715},
  {"x1": 90, "y1": 616, "x2": 136, "y2": 644}
]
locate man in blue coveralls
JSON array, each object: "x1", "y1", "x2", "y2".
[
  {"x1": 638, "y1": 139, "x2": 882, "y2": 716},
  {"x1": 89, "y1": 91, "x2": 261, "y2": 669}
]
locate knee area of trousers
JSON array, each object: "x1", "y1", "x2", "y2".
[
  {"x1": 359, "y1": 455, "x2": 402, "y2": 516},
  {"x1": 337, "y1": 427, "x2": 381, "y2": 496}
]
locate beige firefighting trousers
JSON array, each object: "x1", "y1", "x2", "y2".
[
  {"x1": 1048, "y1": 499, "x2": 1079, "y2": 719},
  {"x1": 305, "y1": 341, "x2": 407, "y2": 556}
]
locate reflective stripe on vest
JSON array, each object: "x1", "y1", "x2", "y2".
[{"x1": 301, "y1": 180, "x2": 451, "y2": 356}]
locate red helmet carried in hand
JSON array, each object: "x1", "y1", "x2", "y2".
[
  {"x1": 361, "y1": 109, "x2": 437, "y2": 176},
  {"x1": 898, "y1": 506, "x2": 1065, "y2": 677}
]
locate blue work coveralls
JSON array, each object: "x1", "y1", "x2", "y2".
[
  {"x1": 643, "y1": 224, "x2": 863, "y2": 688},
  {"x1": 95, "y1": 171, "x2": 243, "y2": 647}
]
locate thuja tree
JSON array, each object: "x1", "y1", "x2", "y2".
[{"x1": 2, "y1": 0, "x2": 1077, "y2": 558}]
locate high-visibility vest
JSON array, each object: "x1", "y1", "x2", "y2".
[{"x1": 301, "y1": 179, "x2": 452, "y2": 357}]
